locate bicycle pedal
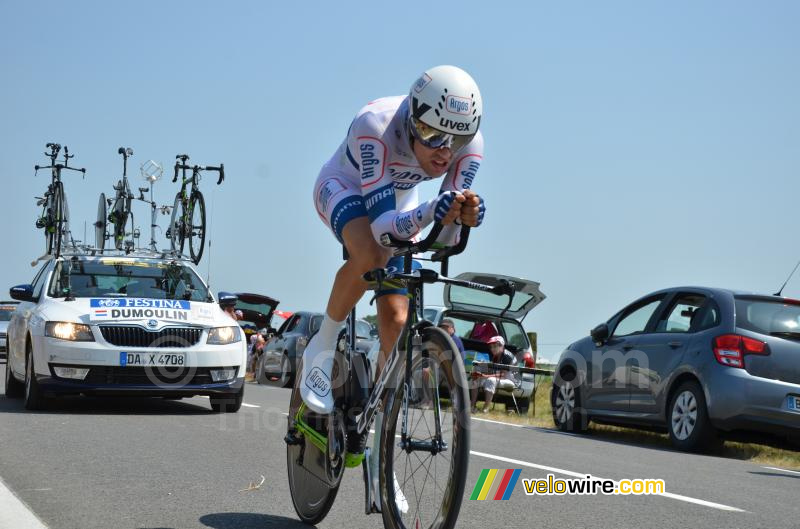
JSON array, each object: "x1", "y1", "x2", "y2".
[{"x1": 284, "y1": 429, "x2": 303, "y2": 446}]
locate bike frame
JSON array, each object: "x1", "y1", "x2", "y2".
[
  {"x1": 34, "y1": 143, "x2": 85, "y2": 256},
  {"x1": 291, "y1": 222, "x2": 490, "y2": 464}
]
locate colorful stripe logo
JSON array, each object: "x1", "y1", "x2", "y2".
[{"x1": 470, "y1": 469, "x2": 522, "y2": 500}]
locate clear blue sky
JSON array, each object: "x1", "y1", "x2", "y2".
[{"x1": 2, "y1": 1, "x2": 798, "y2": 362}]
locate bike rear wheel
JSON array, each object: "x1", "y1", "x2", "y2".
[
  {"x1": 95, "y1": 193, "x2": 107, "y2": 253},
  {"x1": 169, "y1": 193, "x2": 185, "y2": 255},
  {"x1": 380, "y1": 326, "x2": 471, "y2": 529},
  {"x1": 188, "y1": 191, "x2": 206, "y2": 264},
  {"x1": 286, "y1": 357, "x2": 340, "y2": 524}
]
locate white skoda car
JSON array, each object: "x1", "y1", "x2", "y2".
[{"x1": 4, "y1": 253, "x2": 246, "y2": 412}]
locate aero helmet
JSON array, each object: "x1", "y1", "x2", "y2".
[{"x1": 408, "y1": 65, "x2": 482, "y2": 151}]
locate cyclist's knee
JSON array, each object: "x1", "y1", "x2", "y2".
[{"x1": 348, "y1": 244, "x2": 391, "y2": 272}]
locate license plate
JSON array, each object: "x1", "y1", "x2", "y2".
[
  {"x1": 788, "y1": 396, "x2": 800, "y2": 411},
  {"x1": 120, "y1": 352, "x2": 186, "y2": 367}
]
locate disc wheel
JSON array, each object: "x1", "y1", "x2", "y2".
[
  {"x1": 95, "y1": 193, "x2": 107, "y2": 253},
  {"x1": 286, "y1": 357, "x2": 340, "y2": 525},
  {"x1": 380, "y1": 326, "x2": 470, "y2": 529},
  {"x1": 169, "y1": 193, "x2": 185, "y2": 255},
  {"x1": 188, "y1": 191, "x2": 206, "y2": 264}
]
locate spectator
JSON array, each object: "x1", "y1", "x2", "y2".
[
  {"x1": 470, "y1": 335, "x2": 514, "y2": 413},
  {"x1": 248, "y1": 332, "x2": 266, "y2": 379},
  {"x1": 438, "y1": 319, "x2": 466, "y2": 362},
  {"x1": 470, "y1": 320, "x2": 499, "y2": 343},
  {"x1": 218, "y1": 291, "x2": 242, "y2": 321}
]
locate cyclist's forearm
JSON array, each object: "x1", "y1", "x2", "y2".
[{"x1": 369, "y1": 198, "x2": 435, "y2": 242}]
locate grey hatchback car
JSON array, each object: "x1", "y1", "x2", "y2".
[{"x1": 552, "y1": 287, "x2": 800, "y2": 452}]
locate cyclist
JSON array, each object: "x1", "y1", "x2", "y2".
[{"x1": 301, "y1": 65, "x2": 486, "y2": 509}]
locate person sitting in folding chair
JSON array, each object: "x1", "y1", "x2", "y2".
[{"x1": 470, "y1": 335, "x2": 516, "y2": 413}]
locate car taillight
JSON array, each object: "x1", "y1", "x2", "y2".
[{"x1": 713, "y1": 334, "x2": 769, "y2": 368}]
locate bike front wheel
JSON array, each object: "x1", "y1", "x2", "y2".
[
  {"x1": 380, "y1": 325, "x2": 471, "y2": 529},
  {"x1": 188, "y1": 191, "x2": 206, "y2": 264},
  {"x1": 286, "y1": 357, "x2": 340, "y2": 524},
  {"x1": 169, "y1": 193, "x2": 185, "y2": 255}
]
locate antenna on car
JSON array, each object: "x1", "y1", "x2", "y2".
[{"x1": 774, "y1": 258, "x2": 800, "y2": 297}]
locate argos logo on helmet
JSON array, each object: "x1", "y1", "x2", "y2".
[
  {"x1": 446, "y1": 95, "x2": 471, "y2": 115},
  {"x1": 414, "y1": 73, "x2": 432, "y2": 93}
]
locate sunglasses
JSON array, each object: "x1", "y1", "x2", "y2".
[{"x1": 409, "y1": 115, "x2": 475, "y2": 152}]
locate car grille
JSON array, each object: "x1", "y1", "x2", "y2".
[
  {"x1": 83, "y1": 366, "x2": 216, "y2": 386},
  {"x1": 99, "y1": 326, "x2": 202, "y2": 348}
]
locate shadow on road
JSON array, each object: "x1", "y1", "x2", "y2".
[
  {"x1": 200, "y1": 513, "x2": 313, "y2": 528},
  {"x1": 747, "y1": 470, "x2": 800, "y2": 480},
  {"x1": 0, "y1": 394, "x2": 215, "y2": 415}
]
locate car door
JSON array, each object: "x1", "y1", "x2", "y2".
[
  {"x1": 630, "y1": 292, "x2": 719, "y2": 416},
  {"x1": 8, "y1": 264, "x2": 50, "y2": 377},
  {"x1": 585, "y1": 295, "x2": 667, "y2": 413}
]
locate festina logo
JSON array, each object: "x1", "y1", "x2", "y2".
[{"x1": 439, "y1": 118, "x2": 471, "y2": 132}]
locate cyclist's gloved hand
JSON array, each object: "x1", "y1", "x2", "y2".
[
  {"x1": 459, "y1": 190, "x2": 485, "y2": 227},
  {"x1": 432, "y1": 191, "x2": 463, "y2": 225}
]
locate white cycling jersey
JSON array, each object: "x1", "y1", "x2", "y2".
[{"x1": 313, "y1": 96, "x2": 484, "y2": 244}]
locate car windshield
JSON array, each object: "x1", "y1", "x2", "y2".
[
  {"x1": 735, "y1": 296, "x2": 800, "y2": 335},
  {"x1": 47, "y1": 258, "x2": 210, "y2": 302},
  {"x1": 0, "y1": 306, "x2": 16, "y2": 321}
]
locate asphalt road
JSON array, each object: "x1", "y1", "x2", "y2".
[{"x1": 1, "y1": 364, "x2": 798, "y2": 529}]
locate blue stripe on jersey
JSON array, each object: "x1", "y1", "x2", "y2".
[
  {"x1": 363, "y1": 184, "x2": 395, "y2": 222},
  {"x1": 345, "y1": 145, "x2": 359, "y2": 170},
  {"x1": 330, "y1": 195, "x2": 367, "y2": 243}
]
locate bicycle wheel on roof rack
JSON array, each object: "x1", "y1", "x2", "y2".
[
  {"x1": 50, "y1": 182, "x2": 65, "y2": 258},
  {"x1": 188, "y1": 191, "x2": 206, "y2": 264},
  {"x1": 95, "y1": 193, "x2": 107, "y2": 253},
  {"x1": 169, "y1": 192, "x2": 185, "y2": 256}
]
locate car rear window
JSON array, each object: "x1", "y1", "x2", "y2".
[{"x1": 735, "y1": 296, "x2": 800, "y2": 335}]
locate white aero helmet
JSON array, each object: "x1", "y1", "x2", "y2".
[{"x1": 408, "y1": 65, "x2": 482, "y2": 151}]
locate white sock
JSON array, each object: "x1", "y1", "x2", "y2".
[{"x1": 299, "y1": 313, "x2": 344, "y2": 414}]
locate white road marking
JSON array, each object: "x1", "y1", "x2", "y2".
[
  {"x1": 762, "y1": 466, "x2": 800, "y2": 476},
  {"x1": 242, "y1": 403, "x2": 260, "y2": 408},
  {"x1": 471, "y1": 417, "x2": 525, "y2": 428},
  {"x1": 0, "y1": 475, "x2": 49, "y2": 529},
  {"x1": 470, "y1": 451, "x2": 746, "y2": 512}
]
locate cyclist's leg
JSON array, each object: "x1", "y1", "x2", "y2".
[
  {"x1": 374, "y1": 294, "x2": 408, "y2": 378},
  {"x1": 301, "y1": 177, "x2": 391, "y2": 414}
]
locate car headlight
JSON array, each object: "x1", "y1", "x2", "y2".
[
  {"x1": 207, "y1": 326, "x2": 241, "y2": 345},
  {"x1": 45, "y1": 322, "x2": 95, "y2": 342}
]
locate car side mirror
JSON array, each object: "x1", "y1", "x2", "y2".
[
  {"x1": 590, "y1": 323, "x2": 610, "y2": 345},
  {"x1": 10, "y1": 284, "x2": 34, "y2": 302},
  {"x1": 369, "y1": 328, "x2": 378, "y2": 338}
]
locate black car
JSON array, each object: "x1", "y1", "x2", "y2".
[
  {"x1": 257, "y1": 311, "x2": 323, "y2": 387},
  {"x1": 551, "y1": 286, "x2": 800, "y2": 452}
]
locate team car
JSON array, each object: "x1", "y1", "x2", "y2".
[{"x1": 4, "y1": 252, "x2": 246, "y2": 412}]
